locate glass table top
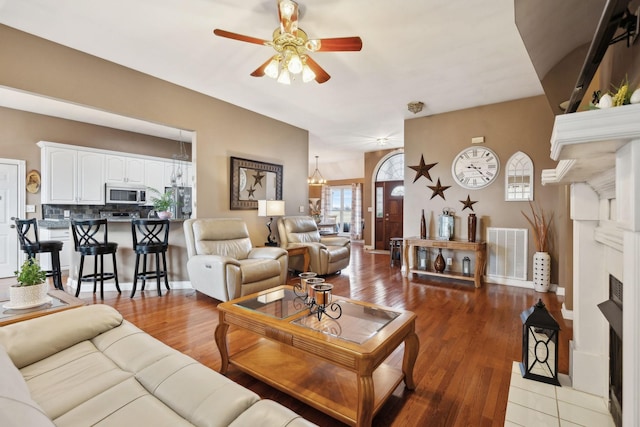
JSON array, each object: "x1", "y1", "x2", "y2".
[
  {"x1": 292, "y1": 300, "x2": 400, "y2": 344},
  {"x1": 234, "y1": 287, "x2": 401, "y2": 345},
  {"x1": 234, "y1": 288, "x2": 307, "y2": 319}
]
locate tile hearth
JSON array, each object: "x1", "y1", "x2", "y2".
[{"x1": 505, "y1": 362, "x2": 614, "y2": 427}]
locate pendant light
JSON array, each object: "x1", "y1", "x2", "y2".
[{"x1": 308, "y1": 155, "x2": 326, "y2": 186}]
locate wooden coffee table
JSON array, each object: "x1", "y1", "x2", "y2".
[
  {"x1": 0, "y1": 290, "x2": 86, "y2": 326},
  {"x1": 215, "y1": 286, "x2": 419, "y2": 426}
]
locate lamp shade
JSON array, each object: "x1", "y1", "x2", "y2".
[{"x1": 258, "y1": 200, "x2": 285, "y2": 217}]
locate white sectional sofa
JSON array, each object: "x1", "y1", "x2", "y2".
[{"x1": 0, "y1": 304, "x2": 315, "y2": 427}]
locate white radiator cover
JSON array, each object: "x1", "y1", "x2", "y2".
[{"x1": 486, "y1": 227, "x2": 528, "y2": 284}]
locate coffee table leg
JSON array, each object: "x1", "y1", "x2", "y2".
[
  {"x1": 402, "y1": 331, "x2": 419, "y2": 390},
  {"x1": 357, "y1": 373, "x2": 374, "y2": 426},
  {"x1": 214, "y1": 320, "x2": 230, "y2": 374}
]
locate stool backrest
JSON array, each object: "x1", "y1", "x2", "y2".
[
  {"x1": 132, "y1": 219, "x2": 169, "y2": 247},
  {"x1": 14, "y1": 218, "x2": 40, "y2": 249},
  {"x1": 71, "y1": 219, "x2": 109, "y2": 249}
]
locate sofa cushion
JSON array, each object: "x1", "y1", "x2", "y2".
[
  {"x1": 93, "y1": 319, "x2": 262, "y2": 427},
  {"x1": 20, "y1": 340, "x2": 133, "y2": 420},
  {"x1": 0, "y1": 304, "x2": 123, "y2": 369},
  {"x1": 0, "y1": 343, "x2": 54, "y2": 427},
  {"x1": 53, "y1": 377, "x2": 193, "y2": 427},
  {"x1": 229, "y1": 399, "x2": 317, "y2": 427}
]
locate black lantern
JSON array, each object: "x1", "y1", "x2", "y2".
[{"x1": 520, "y1": 299, "x2": 561, "y2": 386}]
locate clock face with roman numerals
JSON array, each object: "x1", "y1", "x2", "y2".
[{"x1": 451, "y1": 146, "x2": 500, "y2": 189}]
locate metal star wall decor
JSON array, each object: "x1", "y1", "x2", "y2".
[
  {"x1": 428, "y1": 178, "x2": 450, "y2": 200},
  {"x1": 408, "y1": 155, "x2": 437, "y2": 183},
  {"x1": 460, "y1": 195, "x2": 478, "y2": 211}
]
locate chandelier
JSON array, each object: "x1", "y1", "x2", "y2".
[
  {"x1": 308, "y1": 156, "x2": 326, "y2": 186},
  {"x1": 170, "y1": 131, "x2": 189, "y2": 188}
]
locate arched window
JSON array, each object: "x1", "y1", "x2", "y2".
[
  {"x1": 376, "y1": 153, "x2": 404, "y2": 182},
  {"x1": 505, "y1": 151, "x2": 534, "y2": 201}
]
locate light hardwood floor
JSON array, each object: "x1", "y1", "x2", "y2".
[{"x1": 1, "y1": 242, "x2": 571, "y2": 427}]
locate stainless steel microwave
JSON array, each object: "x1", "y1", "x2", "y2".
[{"x1": 105, "y1": 185, "x2": 146, "y2": 205}]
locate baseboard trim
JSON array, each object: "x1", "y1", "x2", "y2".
[{"x1": 67, "y1": 278, "x2": 193, "y2": 293}]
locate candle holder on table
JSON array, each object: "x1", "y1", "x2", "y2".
[{"x1": 294, "y1": 275, "x2": 342, "y2": 321}]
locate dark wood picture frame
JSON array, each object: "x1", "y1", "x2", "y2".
[{"x1": 230, "y1": 156, "x2": 283, "y2": 210}]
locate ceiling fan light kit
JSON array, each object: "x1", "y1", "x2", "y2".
[{"x1": 214, "y1": 0, "x2": 362, "y2": 85}]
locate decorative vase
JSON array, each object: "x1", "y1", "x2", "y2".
[
  {"x1": 468, "y1": 213, "x2": 477, "y2": 242},
  {"x1": 420, "y1": 209, "x2": 426, "y2": 239},
  {"x1": 157, "y1": 211, "x2": 173, "y2": 220},
  {"x1": 434, "y1": 249, "x2": 446, "y2": 273},
  {"x1": 9, "y1": 282, "x2": 49, "y2": 308},
  {"x1": 533, "y1": 252, "x2": 551, "y2": 292}
]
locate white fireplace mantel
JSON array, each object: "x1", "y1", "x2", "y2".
[
  {"x1": 542, "y1": 103, "x2": 640, "y2": 427},
  {"x1": 542, "y1": 103, "x2": 640, "y2": 198}
]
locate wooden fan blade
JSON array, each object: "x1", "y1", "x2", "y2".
[
  {"x1": 307, "y1": 36, "x2": 363, "y2": 52},
  {"x1": 305, "y1": 56, "x2": 331, "y2": 84},
  {"x1": 250, "y1": 57, "x2": 274, "y2": 77},
  {"x1": 213, "y1": 29, "x2": 270, "y2": 46},
  {"x1": 277, "y1": 0, "x2": 299, "y2": 35}
]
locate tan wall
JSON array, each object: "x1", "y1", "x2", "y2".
[
  {"x1": 404, "y1": 96, "x2": 568, "y2": 292},
  {"x1": 0, "y1": 24, "x2": 309, "y2": 245}
]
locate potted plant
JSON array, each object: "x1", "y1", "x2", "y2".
[
  {"x1": 148, "y1": 187, "x2": 176, "y2": 219},
  {"x1": 9, "y1": 257, "x2": 49, "y2": 308},
  {"x1": 522, "y1": 201, "x2": 553, "y2": 292}
]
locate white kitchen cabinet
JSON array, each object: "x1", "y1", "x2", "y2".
[
  {"x1": 39, "y1": 142, "x2": 105, "y2": 205},
  {"x1": 77, "y1": 151, "x2": 106, "y2": 204},
  {"x1": 105, "y1": 155, "x2": 145, "y2": 185},
  {"x1": 39, "y1": 227, "x2": 72, "y2": 272},
  {"x1": 144, "y1": 159, "x2": 166, "y2": 205}
]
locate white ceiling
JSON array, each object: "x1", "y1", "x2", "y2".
[{"x1": 0, "y1": 0, "x2": 544, "y2": 175}]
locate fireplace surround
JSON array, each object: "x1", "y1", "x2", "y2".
[{"x1": 542, "y1": 103, "x2": 640, "y2": 427}]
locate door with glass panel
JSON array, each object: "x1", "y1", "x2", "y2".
[
  {"x1": 375, "y1": 181, "x2": 403, "y2": 250},
  {"x1": 374, "y1": 152, "x2": 404, "y2": 250}
]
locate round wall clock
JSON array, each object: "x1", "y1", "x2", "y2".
[{"x1": 451, "y1": 146, "x2": 500, "y2": 189}]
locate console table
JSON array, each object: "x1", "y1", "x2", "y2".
[{"x1": 403, "y1": 237, "x2": 487, "y2": 288}]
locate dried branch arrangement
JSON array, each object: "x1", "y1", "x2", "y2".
[{"x1": 521, "y1": 201, "x2": 553, "y2": 252}]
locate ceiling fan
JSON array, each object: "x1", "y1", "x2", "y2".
[{"x1": 213, "y1": 0, "x2": 363, "y2": 84}]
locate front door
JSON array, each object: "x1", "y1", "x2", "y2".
[
  {"x1": 374, "y1": 180, "x2": 404, "y2": 250},
  {"x1": 0, "y1": 161, "x2": 20, "y2": 277}
]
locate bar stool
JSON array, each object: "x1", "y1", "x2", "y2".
[
  {"x1": 71, "y1": 219, "x2": 120, "y2": 299},
  {"x1": 14, "y1": 218, "x2": 64, "y2": 290},
  {"x1": 390, "y1": 237, "x2": 403, "y2": 267},
  {"x1": 131, "y1": 218, "x2": 170, "y2": 298}
]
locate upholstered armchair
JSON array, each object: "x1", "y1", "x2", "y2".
[
  {"x1": 277, "y1": 216, "x2": 350, "y2": 276},
  {"x1": 184, "y1": 218, "x2": 288, "y2": 301}
]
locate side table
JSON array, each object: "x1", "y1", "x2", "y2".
[
  {"x1": 0, "y1": 290, "x2": 86, "y2": 326},
  {"x1": 285, "y1": 246, "x2": 310, "y2": 273}
]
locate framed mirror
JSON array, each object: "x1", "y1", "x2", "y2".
[
  {"x1": 505, "y1": 151, "x2": 534, "y2": 201},
  {"x1": 230, "y1": 156, "x2": 283, "y2": 210}
]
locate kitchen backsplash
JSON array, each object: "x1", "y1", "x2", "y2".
[{"x1": 43, "y1": 204, "x2": 155, "y2": 220}]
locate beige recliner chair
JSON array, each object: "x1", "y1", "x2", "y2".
[
  {"x1": 277, "y1": 216, "x2": 350, "y2": 276},
  {"x1": 184, "y1": 218, "x2": 288, "y2": 301}
]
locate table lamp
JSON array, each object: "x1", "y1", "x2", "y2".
[{"x1": 258, "y1": 200, "x2": 285, "y2": 246}]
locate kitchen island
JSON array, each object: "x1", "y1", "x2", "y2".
[{"x1": 39, "y1": 218, "x2": 191, "y2": 295}]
